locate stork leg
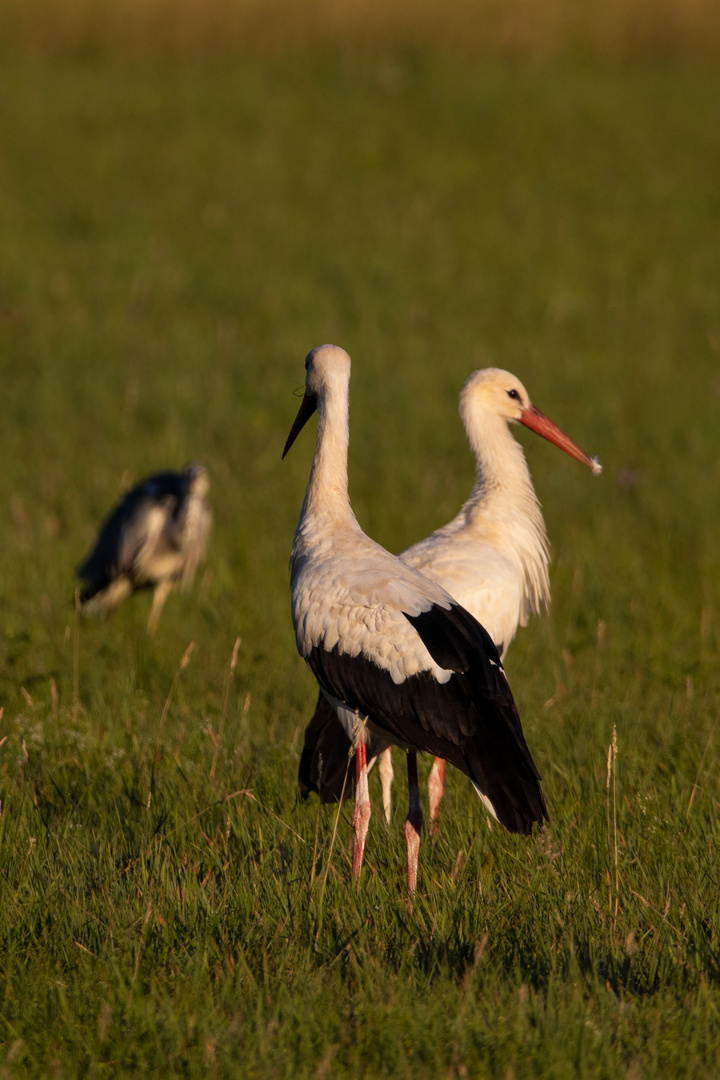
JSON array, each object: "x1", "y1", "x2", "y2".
[
  {"x1": 351, "y1": 739, "x2": 371, "y2": 884},
  {"x1": 428, "y1": 757, "x2": 446, "y2": 837},
  {"x1": 147, "y1": 581, "x2": 173, "y2": 636},
  {"x1": 378, "y1": 747, "x2": 394, "y2": 825},
  {"x1": 403, "y1": 751, "x2": 423, "y2": 898}
]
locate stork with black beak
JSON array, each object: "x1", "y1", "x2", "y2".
[
  {"x1": 283, "y1": 345, "x2": 547, "y2": 894},
  {"x1": 298, "y1": 368, "x2": 600, "y2": 828}
]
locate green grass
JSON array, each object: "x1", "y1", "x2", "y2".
[
  {"x1": 3, "y1": 0, "x2": 720, "y2": 63},
  {"x1": 0, "y1": 55, "x2": 720, "y2": 1077}
]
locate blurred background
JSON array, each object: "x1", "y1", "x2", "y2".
[
  {"x1": 1, "y1": 0, "x2": 718, "y2": 717},
  {"x1": 3, "y1": 0, "x2": 720, "y2": 61},
  {"x1": 1, "y1": 4, "x2": 720, "y2": 1072}
]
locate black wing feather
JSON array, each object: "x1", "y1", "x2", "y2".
[
  {"x1": 305, "y1": 600, "x2": 547, "y2": 835},
  {"x1": 299, "y1": 693, "x2": 354, "y2": 803}
]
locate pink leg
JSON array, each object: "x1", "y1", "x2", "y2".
[
  {"x1": 403, "y1": 751, "x2": 423, "y2": 897},
  {"x1": 378, "y1": 747, "x2": 394, "y2": 825},
  {"x1": 351, "y1": 739, "x2": 371, "y2": 884},
  {"x1": 428, "y1": 757, "x2": 445, "y2": 836}
]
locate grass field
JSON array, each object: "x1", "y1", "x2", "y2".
[
  {"x1": 3, "y1": 0, "x2": 720, "y2": 62},
  {"x1": 1, "y1": 54, "x2": 720, "y2": 1077}
]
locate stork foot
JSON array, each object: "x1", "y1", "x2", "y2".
[
  {"x1": 351, "y1": 798, "x2": 371, "y2": 882},
  {"x1": 403, "y1": 810, "x2": 422, "y2": 899},
  {"x1": 351, "y1": 739, "x2": 371, "y2": 885},
  {"x1": 378, "y1": 747, "x2": 394, "y2": 825},
  {"x1": 404, "y1": 751, "x2": 423, "y2": 901},
  {"x1": 428, "y1": 757, "x2": 445, "y2": 838}
]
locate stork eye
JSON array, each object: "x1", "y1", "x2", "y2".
[{"x1": 506, "y1": 388, "x2": 520, "y2": 401}]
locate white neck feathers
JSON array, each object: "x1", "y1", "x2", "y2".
[
  {"x1": 292, "y1": 367, "x2": 359, "y2": 566},
  {"x1": 455, "y1": 402, "x2": 550, "y2": 616}
]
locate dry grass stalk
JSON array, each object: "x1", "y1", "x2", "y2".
[
  {"x1": 154, "y1": 641, "x2": 195, "y2": 762},
  {"x1": 606, "y1": 724, "x2": 619, "y2": 929},
  {"x1": 73, "y1": 587, "x2": 80, "y2": 722},
  {"x1": 210, "y1": 636, "x2": 241, "y2": 782},
  {"x1": 686, "y1": 714, "x2": 718, "y2": 820},
  {"x1": 591, "y1": 619, "x2": 606, "y2": 709}
]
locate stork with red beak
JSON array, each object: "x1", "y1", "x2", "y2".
[
  {"x1": 298, "y1": 367, "x2": 600, "y2": 833},
  {"x1": 284, "y1": 346, "x2": 548, "y2": 895}
]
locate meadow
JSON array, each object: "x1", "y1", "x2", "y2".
[
  {"x1": 0, "y1": 46, "x2": 720, "y2": 1078},
  {"x1": 3, "y1": 0, "x2": 720, "y2": 62}
]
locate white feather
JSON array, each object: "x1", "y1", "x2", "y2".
[
  {"x1": 401, "y1": 369, "x2": 554, "y2": 658},
  {"x1": 289, "y1": 346, "x2": 460, "y2": 697}
]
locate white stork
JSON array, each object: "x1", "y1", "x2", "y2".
[
  {"x1": 298, "y1": 368, "x2": 600, "y2": 830},
  {"x1": 284, "y1": 345, "x2": 547, "y2": 894},
  {"x1": 76, "y1": 462, "x2": 212, "y2": 634}
]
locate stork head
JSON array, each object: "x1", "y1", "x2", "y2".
[
  {"x1": 461, "y1": 368, "x2": 601, "y2": 474},
  {"x1": 283, "y1": 345, "x2": 351, "y2": 458}
]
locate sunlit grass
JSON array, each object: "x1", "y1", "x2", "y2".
[{"x1": 0, "y1": 55, "x2": 719, "y2": 1076}]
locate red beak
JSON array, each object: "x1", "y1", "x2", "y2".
[
  {"x1": 282, "y1": 393, "x2": 318, "y2": 459},
  {"x1": 520, "y1": 405, "x2": 601, "y2": 474}
]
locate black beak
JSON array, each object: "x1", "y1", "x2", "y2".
[{"x1": 282, "y1": 393, "x2": 318, "y2": 459}]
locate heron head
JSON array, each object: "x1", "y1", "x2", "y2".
[{"x1": 184, "y1": 461, "x2": 210, "y2": 496}]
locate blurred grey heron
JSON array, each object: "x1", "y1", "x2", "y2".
[{"x1": 76, "y1": 462, "x2": 212, "y2": 634}]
